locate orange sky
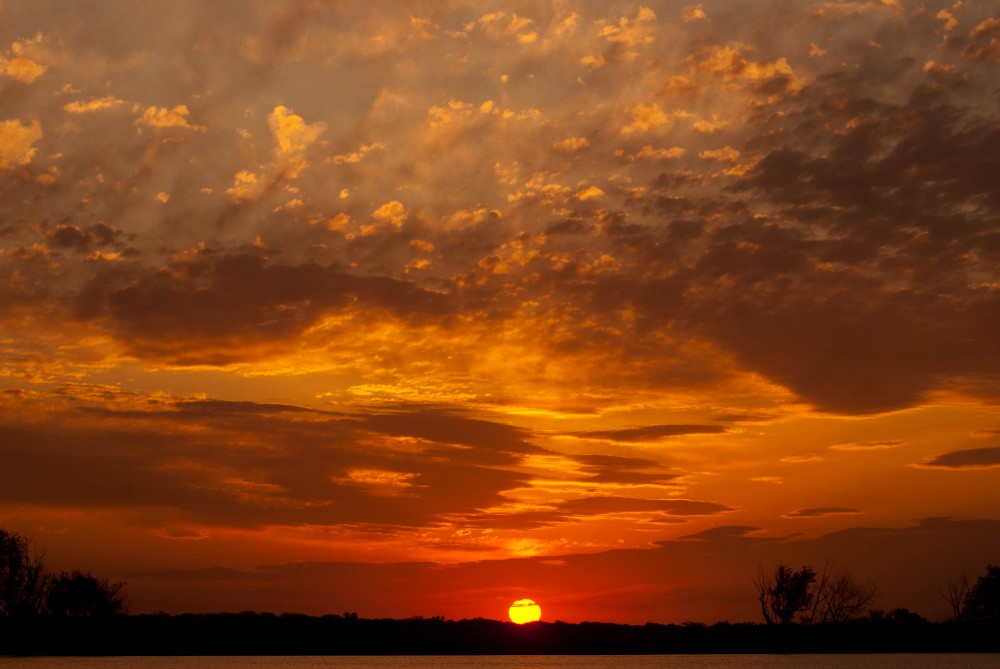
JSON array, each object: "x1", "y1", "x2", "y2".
[{"x1": 1, "y1": 0, "x2": 999, "y2": 624}]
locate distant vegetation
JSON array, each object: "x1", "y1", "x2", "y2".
[{"x1": 2, "y1": 527, "x2": 999, "y2": 655}]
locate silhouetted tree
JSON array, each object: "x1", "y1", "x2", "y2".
[
  {"x1": 0, "y1": 529, "x2": 49, "y2": 617},
  {"x1": 46, "y1": 571, "x2": 126, "y2": 617},
  {"x1": 811, "y1": 565, "x2": 878, "y2": 624},
  {"x1": 755, "y1": 564, "x2": 816, "y2": 624},
  {"x1": 941, "y1": 574, "x2": 970, "y2": 621},
  {"x1": 0, "y1": 528, "x2": 127, "y2": 619},
  {"x1": 963, "y1": 564, "x2": 1000, "y2": 621},
  {"x1": 757, "y1": 562, "x2": 877, "y2": 625}
]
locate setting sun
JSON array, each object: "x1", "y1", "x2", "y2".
[{"x1": 509, "y1": 599, "x2": 542, "y2": 624}]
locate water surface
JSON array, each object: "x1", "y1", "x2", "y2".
[{"x1": 5, "y1": 655, "x2": 1000, "y2": 669}]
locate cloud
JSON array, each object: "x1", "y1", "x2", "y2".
[
  {"x1": 136, "y1": 105, "x2": 200, "y2": 129},
  {"x1": 78, "y1": 252, "x2": 452, "y2": 365},
  {"x1": 225, "y1": 106, "x2": 326, "y2": 201},
  {"x1": 552, "y1": 137, "x2": 589, "y2": 153},
  {"x1": 681, "y1": 5, "x2": 707, "y2": 23},
  {"x1": 0, "y1": 55, "x2": 46, "y2": 83},
  {"x1": 598, "y1": 7, "x2": 657, "y2": 49},
  {"x1": 572, "y1": 425, "x2": 726, "y2": 443},
  {"x1": 785, "y1": 507, "x2": 862, "y2": 518},
  {"x1": 268, "y1": 105, "x2": 325, "y2": 177},
  {"x1": 127, "y1": 518, "x2": 1000, "y2": 623},
  {"x1": 696, "y1": 45, "x2": 801, "y2": 96},
  {"x1": 0, "y1": 118, "x2": 42, "y2": 169},
  {"x1": 964, "y1": 17, "x2": 1000, "y2": 62},
  {"x1": 830, "y1": 440, "x2": 902, "y2": 451},
  {"x1": 0, "y1": 34, "x2": 46, "y2": 83},
  {"x1": 0, "y1": 395, "x2": 536, "y2": 530},
  {"x1": 64, "y1": 96, "x2": 127, "y2": 114},
  {"x1": 370, "y1": 200, "x2": 407, "y2": 230},
  {"x1": 920, "y1": 447, "x2": 1000, "y2": 469},
  {"x1": 559, "y1": 496, "x2": 732, "y2": 517},
  {"x1": 677, "y1": 526, "x2": 763, "y2": 542},
  {"x1": 621, "y1": 103, "x2": 670, "y2": 135},
  {"x1": 1, "y1": 0, "x2": 999, "y2": 624},
  {"x1": 571, "y1": 454, "x2": 678, "y2": 485},
  {"x1": 698, "y1": 146, "x2": 740, "y2": 162}
]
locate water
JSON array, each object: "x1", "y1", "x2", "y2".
[{"x1": 2, "y1": 656, "x2": 999, "y2": 669}]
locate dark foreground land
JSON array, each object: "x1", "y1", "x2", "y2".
[{"x1": 2, "y1": 614, "x2": 1000, "y2": 655}]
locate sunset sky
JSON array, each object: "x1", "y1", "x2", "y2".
[{"x1": 2, "y1": 0, "x2": 999, "y2": 625}]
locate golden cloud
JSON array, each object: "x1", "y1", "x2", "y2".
[
  {"x1": 269, "y1": 105, "x2": 326, "y2": 177},
  {"x1": 621, "y1": 103, "x2": 671, "y2": 135},
  {"x1": 136, "y1": 105, "x2": 201, "y2": 129},
  {"x1": 0, "y1": 34, "x2": 46, "y2": 83},
  {"x1": 0, "y1": 118, "x2": 42, "y2": 169},
  {"x1": 64, "y1": 96, "x2": 126, "y2": 114}
]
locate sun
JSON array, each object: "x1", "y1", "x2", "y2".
[{"x1": 508, "y1": 598, "x2": 542, "y2": 624}]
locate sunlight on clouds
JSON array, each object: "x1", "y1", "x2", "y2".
[
  {"x1": 681, "y1": 4, "x2": 707, "y2": 22},
  {"x1": 63, "y1": 96, "x2": 127, "y2": 114},
  {"x1": 552, "y1": 137, "x2": 590, "y2": 153},
  {"x1": 575, "y1": 185, "x2": 605, "y2": 201},
  {"x1": 698, "y1": 146, "x2": 740, "y2": 162},
  {"x1": 0, "y1": 118, "x2": 42, "y2": 169},
  {"x1": 136, "y1": 105, "x2": 199, "y2": 129},
  {"x1": 269, "y1": 105, "x2": 326, "y2": 177},
  {"x1": 339, "y1": 469, "x2": 419, "y2": 497},
  {"x1": 0, "y1": 33, "x2": 46, "y2": 83},
  {"x1": 226, "y1": 170, "x2": 263, "y2": 201},
  {"x1": 598, "y1": 7, "x2": 657, "y2": 48},
  {"x1": 1, "y1": 0, "x2": 1000, "y2": 624},
  {"x1": 330, "y1": 142, "x2": 386, "y2": 165},
  {"x1": 621, "y1": 103, "x2": 671, "y2": 135}
]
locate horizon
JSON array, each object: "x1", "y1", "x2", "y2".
[{"x1": 1, "y1": 0, "x2": 999, "y2": 627}]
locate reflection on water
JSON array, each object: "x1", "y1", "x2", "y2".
[{"x1": 4, "y1": 656, "x2": 1000, "y2": 669}]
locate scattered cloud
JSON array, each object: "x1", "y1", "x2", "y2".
[
  {"x1": 920, "y1": 447, "x2": 1000, "y2": 470},
  {"x1": 64, "y1": 96, "x2": 127, "y2": 114},
  {"x1": 136, "y1": 105, "x2": 200, "y2": 129},
  {"x1": 572, "y1": 425, "x2": 726, "y2": 443},
  {"x1": 785, "y1": 507, "x2": 862, "y2": 518},
  {"x1": 0, "y1": 118, "x2": 42, "y2": 169}
]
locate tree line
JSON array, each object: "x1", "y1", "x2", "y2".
[
  {"x1": 5, "y1": 525, "x2": 999, "y2": 627},
  {"x1": 0, "y1": 529, "x2": 125, "y2": 618},
  {"x1": 754, "y1": 561, "x2": 1000, "y2": 625}
]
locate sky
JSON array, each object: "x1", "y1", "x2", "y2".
[{"x1": 1, "y1": 0, "x2": 999, "y2": 625}]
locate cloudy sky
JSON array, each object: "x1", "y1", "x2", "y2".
[{"x1": 2, "y1": 0, "x2": 999, "y2": 624}]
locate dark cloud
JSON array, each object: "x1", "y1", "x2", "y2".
[
  {"x1": 0, "y1": 402, "x2": 536, "y2": 529},
  {"x1": 676, "y1": 526, "x2": 764, "y2": 542},
  {"x1": 920, "y1": 447, "x2": 1000, "y2": 469},
  {"x1": 571, "y1": 454, "x2": 679, "y2": 485},
  {"x1": 361, "y1": 411, "x2": 542, "y2": 455},
  {"x1": 572, "y1": 425, "x2": 726, "y2": 442},
  {"x1": 559, "y1": 496, "x2": 732, "y2": 517},
  {"x1": 420, "y1": 494, "x2": 732, "y2": 531},
  {"x1": 76, "y1": 252, "x2": 453, "y2": 364},
  {"x1": 785, "y1": 507, "x2": 862, "y2": 518}
]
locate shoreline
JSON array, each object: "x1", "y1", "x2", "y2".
[{"x1": 2, "y1": 615, "x2": 999, "y2": 656}]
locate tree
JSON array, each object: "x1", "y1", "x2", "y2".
[
  {"x1": 813, "y1": 568, "x2": 878, "y2": 624},
  {"x1": 46, "y1": 571, "x2": 126, "y2": 618},
  {"x1": 755, "y1": 562, "x2": 877, "y2": 625},
  {"x1": 963, "y1": 564, "x2": 1000, "y2": 621},
  {"x1": 940, "y1": 574, "x2": 969, "y2": 621},
  {"x1": 755, "y1": 564, "x2": 816, "y2": 625},
  {"x1": 0, "y1": 528, "x2": 127, "y2": 619},
  {"x1": 0, "y1": 529, "x2": 49, "y2": 617}
]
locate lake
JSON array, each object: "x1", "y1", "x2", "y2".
[{"x1": 3, "y1": 656, "x2": 1000, "y2": 669}]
